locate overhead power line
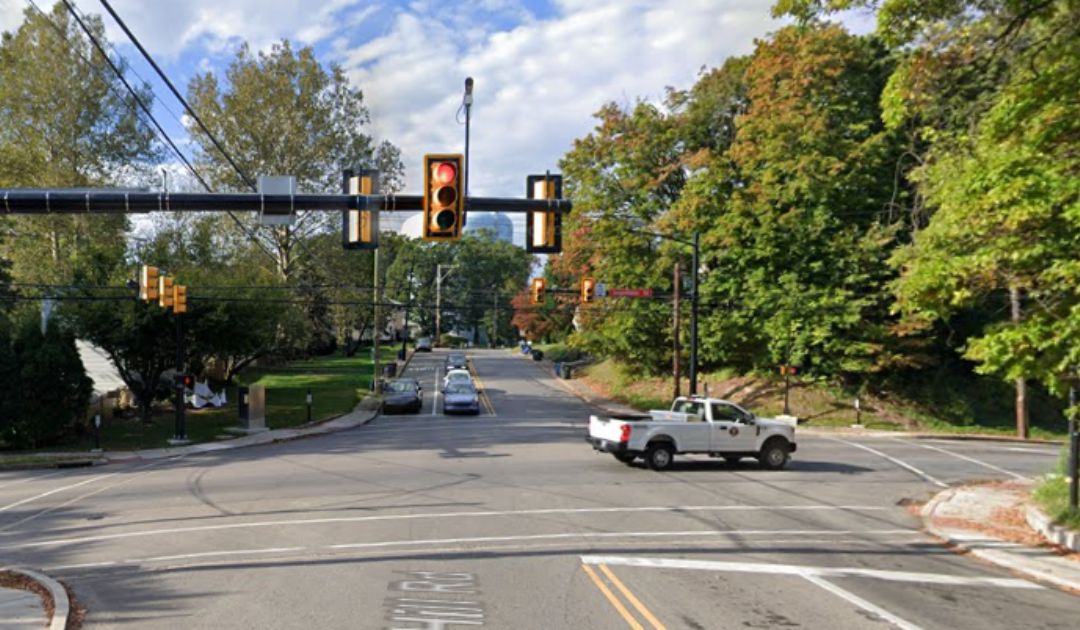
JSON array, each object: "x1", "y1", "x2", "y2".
[
  {"x1": 96, "y1": 0, "x2": 259, "y2": 192},
  {"x1": 44, "y1": 0, "x2": 280, "y2": 265}
]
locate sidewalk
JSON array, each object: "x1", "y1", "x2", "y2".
[
  {"x1": 2, "y1": 397, "x2": 383, "y2": 468},
  {"x1": 104, "y1": 396, "x2": 383, "y2": 462},
  {"x1": 922, "y1": 482, "x2": 1080, "y2": 592},
  {"x1": 0, "y1": 567, "x2": 68, "y2": 630}
]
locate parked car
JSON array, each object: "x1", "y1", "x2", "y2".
[
  {"x1": 415, "y1": 337, "x2": 433, "y2": 352},
  {"x1": 445, "y1": 353, "x2": 468, "y2": 370},
  {"x1": 587, "y1": 396, "x2": 796, "y2": 470},
  {"x1": 442, "y1": 382, "x2": 480, "y2": 415},
  {"x1": 382, "y1": 378, "x2": 423, "y2": 413},
  {"x1": 443, "y1": 368, "x2": 472, "y2": 388}
]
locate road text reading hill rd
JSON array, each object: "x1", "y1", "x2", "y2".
[{"x1": 385, "y1": 571, "x2": 486, "y2": 629}]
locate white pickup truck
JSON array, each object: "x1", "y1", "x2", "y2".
[{"x1": 587, "y1": 397, "x2": 797, "y2": 471}]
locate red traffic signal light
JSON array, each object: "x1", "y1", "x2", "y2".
[
  {"x1": 182, "y1": 374, "x2": 194, "y2": 388},
  {"x1": 423, "y1": 154, "x2": 464, "y2": 241}
]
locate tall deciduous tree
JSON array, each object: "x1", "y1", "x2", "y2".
[
  {"x1": 186, "y1": 40, "x2": 404, "y2": 281},
  {"x1": 0, "y1": 3, "x2": 158, "y2": 285}
]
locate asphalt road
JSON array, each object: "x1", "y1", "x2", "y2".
[{"x1": 0, "y1": 349, "x2": 1077, "y2": 629}]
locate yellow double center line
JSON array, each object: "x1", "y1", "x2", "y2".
[
  {"x1": 582, "y1": 563, "x2": 666, "y2": 630},
  {"x1": 467, "y1": 361, "x2": 496, "y2": 415}
]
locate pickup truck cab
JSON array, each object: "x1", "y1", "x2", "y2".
[{"x1": 587, "y1": 397, "x2": 796, "y2": 471}]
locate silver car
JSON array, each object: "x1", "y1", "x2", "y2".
[{"x1": 443, "y1": 382, "x2": 480, "y2": 415}]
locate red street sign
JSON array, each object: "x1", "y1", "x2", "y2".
[{"x1": 608, "y1": 288, "x2": 653, "y2": 298}]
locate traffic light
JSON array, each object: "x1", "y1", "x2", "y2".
[
  {"x1": 181, "y1": 374, "x2": 194, "y2": 389},
  {"x1": 342, "y1": 168, "x2": 379, "y2": 250},
  {"x1": 525, "y1": 173, "x2": 563, "y2": 254},
  {"x1": 139, "y1": 265, "x2": 159, "y2": 302},
  {"x1": 422, "y1": 154, "x2": 465, "y2": 241},
  {"x1": 158, "y1": 275, "x2": 174, "y2": 310},
  {"x1": 174, "y1": 285, "x2": 188, "y2": 314},
  {"x1": 530, "y1": 277, "x2": 546, "y2": 305},
  {"x1": 581, "y1": 277, "x2": 596, "y2": 303}
]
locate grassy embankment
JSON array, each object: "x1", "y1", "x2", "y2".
[
  {"x1": 1033, "y1": 448, "x2": 1080, "y2": 530},
  {"x1": 3, "y1": 347, "x2": 397, "y2": 455},
  {"x1": 533, "y1": 343, "x2": 1068, "y2": 439}
]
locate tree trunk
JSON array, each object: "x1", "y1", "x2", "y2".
[{"x1": 1010, "y1": 285, "x2": 1029, "y2": 439}]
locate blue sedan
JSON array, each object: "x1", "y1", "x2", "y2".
[{"x1": 442, "y1": 382, "x2": 480, "y2": 415}]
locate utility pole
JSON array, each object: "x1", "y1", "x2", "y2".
[
  {"x1": 1069, "y1": 373, "x2": 1078, "y2": 511},
  {"x1": 690, "y1": 231, "x2": 700, "y2": 396},
  {"x1": 435, "y1": 264, "x2": 458, "y2": 344},
  {"x1": 491, "y1": 291, "x2": 498, "y2": 348},
  {"x1": 673, "y1": 262, "x2": 681, "y2": 400},
  {"x1": 401, "y1": 268, "x2": 414, "y2": 361},
  {"x1": 373, "y1": 248, "x2": 381, "y2": 389},
  {"x1": 1010, "y1": 286, "x2": 1029, "y2": 438}
]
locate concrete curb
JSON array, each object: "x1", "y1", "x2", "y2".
[
  {"x1": 922, "y1": 489, "x2": 1080, "y2": 593},
  {"x1": 5, "y1": 567, "x2": 69, "y2": 630},
  {"x1": 1025, "y1": 502, "x2": 1080, "y2": 552}
]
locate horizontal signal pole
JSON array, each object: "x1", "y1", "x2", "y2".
[{"x1": 0, "y1": 189, "x2": 572, "y2": 216}]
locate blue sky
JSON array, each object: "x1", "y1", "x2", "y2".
[{"x1": 0, "y1": 1, "x2": 875, "y2": 237}]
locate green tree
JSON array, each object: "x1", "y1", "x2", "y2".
[
  {"x1": 0, "y1": 3, "x2": 158, "y2": 286},
  {"x1": 187, "y1": 40, "x2": 404, "y2": 281},
  {"x1": 5, "y1": 319, "x2": 92, "y2": 448},
  {"x1": 678, "y1": 24, "x2": 903, "y2": 383},
  {"x1": 893, "y1": 0, "x2": 1080, "y2": 401}
]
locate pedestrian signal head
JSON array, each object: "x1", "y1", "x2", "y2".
[{"x1": 423, "y1": 154, "x2": 464, "y2": 241}]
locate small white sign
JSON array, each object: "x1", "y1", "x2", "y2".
[
  {"x1": 258, "y1": 175, "x2": 297, "y2": 226},
  {"x1": 595, "y1": 282, "x2": 607, "y2": 298}
]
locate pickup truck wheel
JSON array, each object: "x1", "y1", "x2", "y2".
[
  {"x1": 758, "y1": 439, "x2": 790, "y2": 470},
  {"x1": 644, "y1": 443, "x2": 675, "y2": 471},
  {"x1": 613, "y1": 452, "x2": 636, "y2": 464}
]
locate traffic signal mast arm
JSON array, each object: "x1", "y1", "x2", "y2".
[{"x1": 0, "y1": 190, "x2": 572, "y2": 216}]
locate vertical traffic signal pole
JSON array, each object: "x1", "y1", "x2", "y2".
[
  {"x1": 463, "y1": 77, "x2": 474, "y2": 226},
  {"x1": 174, "y1": 312, "x2": 187, "y2": 443},
  {"x1": 690, "y1": 231, "x2": 700, "y2": 396}
]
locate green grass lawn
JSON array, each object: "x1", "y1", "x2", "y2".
[
  {"x1": 21, "y1": 347, "x2": 398, "y2": 453},
  {"x1": 1033, "y1": 447, "x2": 1080, "y2": 530}
]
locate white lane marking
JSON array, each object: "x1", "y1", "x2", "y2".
[
  {"x1": 892, "y1": 439, "x2": 1030, "y2": 481},
  {"x1": 328, "y1": 529, "x2": 913, "y2": 551},
  {"x1": 141, "y1": 547, "x2": 306, "y2": 563},
  {"x1": 0, "y1": 459, "x2": 170, "y2": 532},
  {"x1": 802, "y1": 574, "x2": 925, "y2": 630},
  {"x1": 0, "y1": 469, "x2": 65, "y2": 491},
  {"x1": 46, "y1": 536, "x2": 931, "y2": 575},
  {"x1": 3, "y1": 505, "x2": 894, "y2": 549},
  {"x1": 581, "y1": 555, "x2": 1041, "y2": 590},
  {"x1": 0, "y1": 473, "x2": 116, "y2": 514},
  {"x1": 925, "y1": 440, "x2": 1059, "y2": 456},
  {"x1": 826, "y1": 437, "x2": 948, "y2": 488}
]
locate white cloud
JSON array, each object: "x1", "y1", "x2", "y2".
[
  {"x1": 0, "y1": 0, "x2": 25, "y2": 34},
  {"x1": 97, "y1": 0, "x2": 374, "y2": 58},
  {"x1": 346, "y1": 0, "x2": 778, "y2": 198}
]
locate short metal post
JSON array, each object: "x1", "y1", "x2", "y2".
[
  {"x1": 306, "y1": 389, "x2": 313, "y2": 424},
  {"x1": 783, "y1": 369, "x2": 791, "y2": 416},
  {"x1": 93, "y1": 414, "x2": 101, "y2": 452},
  {"x1": 855, "y1": 396, "x2": 862, "y2": 425}
]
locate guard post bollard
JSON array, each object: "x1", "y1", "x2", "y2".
[{"x1": 306, "y1": 389, "x2": 313, "y2": 424}]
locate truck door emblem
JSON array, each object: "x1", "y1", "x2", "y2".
[{"x1": 729, "y1": 427, "x2": 739, "y2": 437}]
